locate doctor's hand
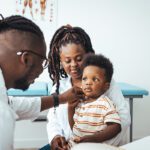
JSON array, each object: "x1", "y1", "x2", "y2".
[
  {"x1": 59, "y1": 86, "x2": 84, "y2": 104},
  {"x1": 51, "y1": 135, "x2": 69, "y2": 150},
  {"x1": 40, "y1": 87, "x2": 84, "y2": 111}
]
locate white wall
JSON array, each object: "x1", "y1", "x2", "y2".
[{"x1": 1, "y1": 0, "x2": 150, "y2": 147}]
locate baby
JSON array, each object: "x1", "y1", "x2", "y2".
[{"x1": 68, "y1": 54, "x2": 121, "y2": 148}]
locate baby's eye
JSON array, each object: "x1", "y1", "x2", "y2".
[{"x1": 93, "y1": 78, "x2": 99, "y2": 82}]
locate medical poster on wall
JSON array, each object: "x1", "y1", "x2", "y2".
[{"x1": 15, "y1": 0, "x2": 56, "y2": 22}]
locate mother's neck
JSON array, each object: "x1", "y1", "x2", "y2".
[{"x1": 71, "y1": 78, "x2": 82, "y2": 88}]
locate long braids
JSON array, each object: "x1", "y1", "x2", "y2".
[
  {"x1": 48, "y1": 25, "x2": 95, "y2": 93},
  {"x1": 0, "y1": 14, "x2": 44, "y2": 39}
]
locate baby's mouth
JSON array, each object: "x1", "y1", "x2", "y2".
[{"x1": 84, "y1": 87, "x2": 92, "y2": 92}]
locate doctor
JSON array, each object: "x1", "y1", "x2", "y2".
[{"x1": 0, "y1": 15, "x2": 83, "y2": 150}]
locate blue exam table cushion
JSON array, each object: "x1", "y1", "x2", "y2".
[
  {"x1": 118, "y1": 82, "x2": 149, "y2": 96},
  {"x1": 7, "y1": 82, "x2": 48, "y2": 96}
]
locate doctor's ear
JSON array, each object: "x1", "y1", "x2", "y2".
[{"x1": 20, "y1": 52, "x2": 33, "y2": 67}]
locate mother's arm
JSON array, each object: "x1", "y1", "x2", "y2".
[{"x1": 104, "y1": 79, "x2": 131, "y2": 144}]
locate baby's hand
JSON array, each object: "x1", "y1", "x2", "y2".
[{"x1": 73, "y1": 137, "x2": 81, "y2": 143}]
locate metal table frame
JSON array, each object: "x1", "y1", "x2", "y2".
[
  {"x1": 119, "y1": 82, "x2": 149, "y2": 142},
  {"x1": 124, "y1": 95, "x2": 143, "y2": 142}
]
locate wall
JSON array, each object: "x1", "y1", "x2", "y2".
[{"x1": 1, "y1": 0, "x2": 150, "y2": 148}]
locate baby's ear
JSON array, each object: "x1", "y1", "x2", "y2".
[{"x1": 104, "y1": 82, "x2": 110, "y2": 91}]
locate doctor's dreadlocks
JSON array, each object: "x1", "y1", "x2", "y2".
[
  {"x1": 48, "y1": 25, "x2": 95, "y2": 93},
  {"x1": 0, "y1": 14, "x2": 44, "y2": 39}
]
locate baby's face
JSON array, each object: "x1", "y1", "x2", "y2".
[{"x1": 82, "y1": 65, "x2": 108, "y2": 99}]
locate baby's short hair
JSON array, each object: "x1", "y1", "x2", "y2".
[{"x1": 82, "y1": 53, "x2": 113, "y2": 82}]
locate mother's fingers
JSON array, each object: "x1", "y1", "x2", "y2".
[{"x1": 59, "y1": 137, "x2": 68, "y2": 150}]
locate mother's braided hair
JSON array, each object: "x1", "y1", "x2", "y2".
[
  {"x1": 0, "y1": 14, "x2": 44, "y2": 39},
  {"x1": 48, "y1": 25, "x2": 95, "y2": 93}
]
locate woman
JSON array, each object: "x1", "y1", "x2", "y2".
[{"x1": 45, "y1": 25, "x2": 130, "y2": 150}]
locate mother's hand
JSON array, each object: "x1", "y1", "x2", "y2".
[{"x1": 51, "y1": 135, "x2": 69, "y2": 150}]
